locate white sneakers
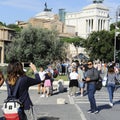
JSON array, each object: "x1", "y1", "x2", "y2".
[
  {"x1": 40, "y1": 94, "x2": 45, "y2": 97},
  {"x1": 109, "y1": 102, "x2": 113, "y2": 107},
  {"x1": 80, "y1": 94, "x2": 83, "y2": 97},
  {"x1": 87, "y1": 109, "x2": 99, "y2": 114},
  {"x1": 40, "y1": 94, "x2": 49, "y2": 98}
]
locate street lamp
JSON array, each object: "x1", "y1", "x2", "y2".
[{"x1": 114, "y1": 6, "x2": 120, "y2": 62}]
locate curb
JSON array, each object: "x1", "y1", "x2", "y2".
[{"x1": 0, "y1": 81, "x2": 69, "y2": 90}]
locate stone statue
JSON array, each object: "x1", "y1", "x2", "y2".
[
  {"x1": 44, "y1": 2, "x2": 47, "y2": 9},
  {"x1": 93, "y1": 0, "x2": 104, "y2": 3}
]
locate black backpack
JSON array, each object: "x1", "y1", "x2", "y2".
[{"x1": 53, "y1": 69, "x2": 59, "y2": 78}]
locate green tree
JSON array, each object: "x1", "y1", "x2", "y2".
[
  {"x1": 5, "y1": 26, "x2": 66, "y2": 67},
  {"x1": 110, "y1": 21, "x2": 120, "y2": 31},
  {"x1": 61, "y1": 37, "x2": 85, "y2": 46},
  {"x1": 110, "y1": 22, "x2": 120, "y2": 62},
  {"x1": 7, "y1": 24, "x2": 22, "y2": 32},
  {"x1": 83, "y1": 30, "x2": 114, "y2": 62},
  {"x1": 0, "y1": 21, "x2": 6, "y2": 26}
]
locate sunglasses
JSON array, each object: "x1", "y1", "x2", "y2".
[{"x1": 88, "y1": 63, "x2": 92, "y2": 65}]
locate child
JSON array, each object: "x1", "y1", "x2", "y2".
[{"x1": 41, "y1": 71, "x2": 52, "y2": 97}]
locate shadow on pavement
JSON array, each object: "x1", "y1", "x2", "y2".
[
  {"x1": 37, "y1": 116, "x2": 59, "y2": 120},
  {"x1": 113, "y1": 100, "x2": 120, "y2": 105},
  {"x1": 115, "y1": 85, "x2": 120, "y2": 91},
  {"x1": 0, "y1": 116, "x2": 60, "y2": 120},
  {"x1": 98, "y1": 104, "x2": 112, "y2": 111}
]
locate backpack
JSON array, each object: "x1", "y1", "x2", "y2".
[
  {"x1": 2, "y1": 78, "x2": 26, "y2": 120},
  {"x1": 53, "y1": 69, "x2": 59, "y2": 78}
]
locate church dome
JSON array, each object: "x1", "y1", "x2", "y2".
[
  {"x1": 34, "y1": 11, "x2": 55, "y2": 20},
  {"x1": 83, "y1": 3, "x2": 109, "y2": 11}
]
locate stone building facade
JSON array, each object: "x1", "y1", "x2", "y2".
[
  {"x1": 0, "y1": 26, "x2": 14, "y2": 64},
  {"x1": 16, "y1": 1, "x2": 110, "y2": 62},
  {"x1": 17, "y1": 11, "x2": 75, "y2": 37},
  {"x1": 64, "y1": 2, "x2": 110, "y2": 38}
]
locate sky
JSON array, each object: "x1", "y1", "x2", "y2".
[{"x1": 0, "y1": 0, "x2": 120, "y2": 25}]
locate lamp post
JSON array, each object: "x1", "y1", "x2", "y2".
[{"x1": 114, "y1": 6, "x2": 120, "y2": 63}]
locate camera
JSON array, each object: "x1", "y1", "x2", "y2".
[
  {"x1": 82, "y1": 78, "x2": 86, "y2": 81},
  {"x1": 24, "y1": 62, "x2": 30, "y2": 67}
]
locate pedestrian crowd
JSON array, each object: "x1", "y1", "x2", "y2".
[
  {"x1": 67, "y1": 59, "x2": 120, "y2": 114},
  {"x1": 0, "y1": 58, "x2": 120, "y2": 120}
]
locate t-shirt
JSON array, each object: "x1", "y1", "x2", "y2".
[
  {"x1": 39, "y1": 71, "x2": 46, "y2": 81},
  {"x1": 69, "y1": 72, "x2": 78, "y2": 80}
]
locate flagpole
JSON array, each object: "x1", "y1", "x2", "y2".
[{"x1": 114, "y1": 11, "x2": 117, "y2": 62}]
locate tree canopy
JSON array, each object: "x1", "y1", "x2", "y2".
[
  {"x1": 110, "y1": 21, "x2": 120, "y2": 31},
  {"x1": 7, "y1": 24, "x2": 22, "y2": 32},
  {"x1": 5, "y1": 26, "x2": 66, "y2": 67},
  {"x1": 61, "y1": 37, "x2": 85, "y2": 47},
  {"x1": 83, "y1": 30, "x2": 114, "y2": 62},
  {"x1": 0, "y1": 21, "x2": 6, "y2": 26}
]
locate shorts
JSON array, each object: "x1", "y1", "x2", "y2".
[
  {"x1": 79, "y1": 81, "x2": 85, "y2": 88},
  {"x1": 44, "y1": 79, "x2": 51, "y2": 87}
]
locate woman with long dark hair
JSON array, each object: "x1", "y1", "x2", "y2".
[
  {"x1": 6, "y1": 59, "x2": 41, "y2": 120},
  {"x1": 107, "y1": 66, "x2": 118, "y2": 107}
]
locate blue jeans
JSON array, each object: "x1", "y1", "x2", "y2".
[
  {"x1": 107, "y1": 83, "x2": 115, "y2": 103},
  {"x1": 87, "y1": 82, "x2": 97, "y2": 111}
]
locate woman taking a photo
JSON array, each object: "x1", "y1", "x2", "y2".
[{"x1": 6, "y1": 59, "x2": 41, "y2": 120}]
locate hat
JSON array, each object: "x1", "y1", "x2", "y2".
[{"x1": 47, "y1": 64, "x2": 52, "y2": 67}]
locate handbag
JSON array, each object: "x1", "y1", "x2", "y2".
[
  {"x1": 115, "y1": 78, "x2": 120, "y2": 85},
  {"x1": 96, "y1": 79, "x2": 102, "y2": 90},
  {"x1": 92, "y1": 68, "x2": 102, "y2": 90},
  {"x1": 102, "y1": 76, "x2": 108, "y2": 86}
]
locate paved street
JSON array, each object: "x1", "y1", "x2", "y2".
[
  {"x1": 71, "y1": 87, "x2": 120, "y2": 120},
  {"x1": 0, "y1": 83, "x2": 120, "y2": 120}
]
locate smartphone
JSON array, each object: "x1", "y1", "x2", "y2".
[{"x1": 24, "y1": 62, "x2": 30, "y2": 67}]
